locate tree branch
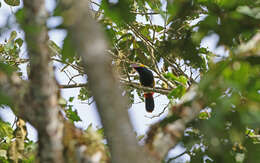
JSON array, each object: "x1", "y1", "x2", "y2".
[
  {"x1": 145, "y1": 86, "x2": 203, "y2": 160},
  {"x1": 20, "y1": 1, "x2": 64, "y2": 162},
  {"x1": 64, "y1": 0, "x2": 156, "y2": 163},
  {"x1": 59, "y1": 79, "x2": 172, "y2": 95}
]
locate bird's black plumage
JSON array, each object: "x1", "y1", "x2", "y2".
[
  {"x1": 134, "y1": 67, "x2": 154, "y2": 87},
  {"x1": 131, "y1": 64, "x2": 155, "y2": 112}
]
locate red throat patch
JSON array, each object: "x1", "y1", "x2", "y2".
[{"x1": 144, "y1": 92, "x2": 154, "y2": 98}]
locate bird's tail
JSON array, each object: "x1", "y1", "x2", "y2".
[{"x1": 144, "y1": 92, "x2": 154, "y2": 112}]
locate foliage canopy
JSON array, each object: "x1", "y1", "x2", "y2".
[{"x1": 0, "y1": 0, "x2": 260, "y2": 162}]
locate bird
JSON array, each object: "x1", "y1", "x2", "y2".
[{"x1": 131, "y1": 64, "x2": 155, "y2": 112}]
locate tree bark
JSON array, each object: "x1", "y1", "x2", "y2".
[
  {"x1": 19, "y1": 1, "x2": 64, "y2": 162},
  {"x1": 63, "y1": 0, "x2": 156, "y2": 163}
]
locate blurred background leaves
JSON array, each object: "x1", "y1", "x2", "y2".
[{"x1": 0, "y1": 0, "x2": 259, "y2": 162}]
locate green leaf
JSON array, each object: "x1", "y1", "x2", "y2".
[
  {"x1": 78, "y1": 87, "x2": 91, "y2": 101},
  {"x1": 0, "y1": 62, "x2": 15, "y2": 75},
  {"x1": 4, "y1": 0, "x2": 20, "y2": 6},
  {"x1": 163, "y1": 73, "x2": 187, "y2": 85},
  {"x1": 65, "y1": 107, "x2": 81, "y2": 122},
  {"x1": 178, "y1": 76, "x2": 188, "y2": 85},
  {"x1": 146, "y1": 0, "x2": 162, "y2": 13},
  {"x1": 137, "y1": 134, "x2": 145, "y2": 141},
  {"x1": 154, "y1": 25, "x2": 164, "y2": 32},
  {"x1": 15, "y1": 38, "x2": 23, "y2": 47},
  {"x1": 8, "y1": 31, "x2": 17, "y2": 43},
  {"x1": 62, "y1": 33, "x2": 77, "y2": 62},
  {"x1": 167, "y1": 85, "x2": 186, "y2": 99},
  {"x1": 68, "y1": 97, "x2": 74, "y2": 102},
  {"x1": 199, "y1": 111, "x2": 210, "y2": 120},
  {"x1": 237, "y1": 6, "x2": 260, "y2": 19},
  {"x1": 163, "y1": 72, "x2": 178, "y2": 81},
  {"x1": 0, "y1": 92, "x2": 12, "y2": 106},
  {"x1": 15, "y1": 8, "x2": 25, "y2": 25},
  {"x1": 101, "y1": 0, "x2": 136, "y2": 27},
  {"x1": 0, "y1": 157, "x2": 8, "y2": 163},
  {"x1": 0, "y1": 121, "x2": 13, "y2": 139},
  {"x1": 96, "y1": 127, "x2": 104, "y2": 136}
]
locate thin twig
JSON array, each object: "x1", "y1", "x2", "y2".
[
  {"x1": 128, "y1": 23, "x2": 175, "y2": 88},
  {"x1": 167, "y1": 151, "x2": 188, "y2": 163},
  {"x1": 145, "y1": 103, "x2": 169, "y2": 119}
]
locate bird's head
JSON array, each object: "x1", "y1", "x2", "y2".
[
  {"x1": 131, "y1": 64, "x2": 149, "y2": 74},
  {"x1": 131, "y1": 63, "x2": 146, "y2": 69},
  {"x1": 131, "y1": 64, "x2": 147, "y2": 72}
]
